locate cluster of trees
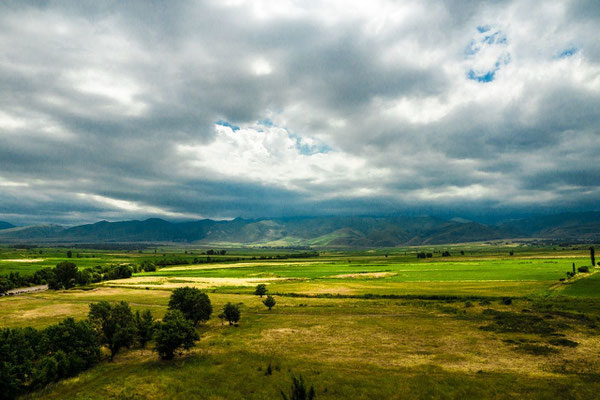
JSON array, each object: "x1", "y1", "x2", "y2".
[
  {"x1": 0, "y1": 300, "x2": 162, "y2": 399},
  {"x1": 0, "y1": 262, "x2": 134, "y2": 295},
  {"x1": 255, "y1": 284, "x2": 277, "y2": 311},
  {"x1": 205, "y1": 249, "x2": 227, "y2": 255},
  {"x1": 416, "y1": 252, "x2": 433, "y2": 259},
  {"x1": 0, "y1": 318, "x2": 101, "y2": 399},
  {"x1": 139, "y1": 260, "x2": 157, "y2": 272},
  {"x1": 251, "y1": 252, "x2": 319, "y2": 260},
  {"x1": 0, "y1": 289, "x2": 218, "y2": 398}
]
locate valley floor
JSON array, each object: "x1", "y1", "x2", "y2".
[{"x1": 1, "y1": 244, "x2": 599, "y2": 399}]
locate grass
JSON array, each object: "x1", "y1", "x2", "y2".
[
  {"x1": 17, "y1": 289, "x2": 600, "y2": 399},
  {"x1": 1, "y1": 244, "x2": 600, "y2": 399},
  {"x1": 559, "y1": 270, "x2": 600, "y2": 297}
]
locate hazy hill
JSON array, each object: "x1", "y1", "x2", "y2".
[
  {"x1": 0, "y1": 221, "x2": 15, "y2": 230},
  {"x1": 499, "y1": 212, "x2": 600, "y2": 240},
  {"x1": 0, "y1": 224, "x2": 65, "y2": 240},
  {"x1": 0, "y1": 212, "x2": 598, "y2": 246}
]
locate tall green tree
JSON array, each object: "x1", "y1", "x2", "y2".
[
  {"x1": 0, "y1": 327, "x2": 38, "y2": 398},
  {"x1": 88, "y1": 301, "x2": 136, "y2": 361},
  {"x1": 50, "y1": 262, "x2": 78, "y2": 289},
  {"x1": 135, "y1": 310, "x2": 155, "y2": 349},
  {"x1": 154, "y1": 310, "x2": 199, "y2": 360},
  {"x1": 223, "y1": 302, "x2": 241, "y2": 325},
  {"x1": 254, "y1": 284, "x2": 268, "y2": 297},
  {"x1": 168, "y1": 287, "x2": 212, "y2": 326}
]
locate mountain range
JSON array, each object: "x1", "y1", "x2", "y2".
[{"x1": 0, "y1": 212, "x2": 599, "y2": 247}]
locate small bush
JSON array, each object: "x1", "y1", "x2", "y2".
[
  {"x1": 577, "y1": 266, "x2": 590, "y2": 273},
  {"x1": 263, "y1": 295, "x2": 276, "y2": 311},
  {"x1": 480, "y1": 310, "x2": 555, "y2": 335},
  {"x1": 501, "y1": 297, "x2": 512, "y2": 305},
  {"x1": 281, "y1": 375, "x2": 316, "y2": 400},
  {"x1": 549, "y1": 338, "x2": 578, "y2": 348},
  {"x1": 516, "y1": 343, "x2": 558, "y2": 356}
]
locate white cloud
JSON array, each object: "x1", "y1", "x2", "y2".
[{"x1": 177, "y1": 123, "x2": 390, "y2": 196}]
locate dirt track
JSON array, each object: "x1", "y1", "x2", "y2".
[{"x1": 2, "y1": 285, "x2": 48, "y2": 296}]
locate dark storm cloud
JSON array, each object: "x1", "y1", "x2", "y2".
[{"x1": 0, "y1": 0, "x2": 599, "y2": 225}]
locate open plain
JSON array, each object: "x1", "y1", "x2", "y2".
[{"x1": 1, "y1": 243, "x2": 599, "y2": 399}]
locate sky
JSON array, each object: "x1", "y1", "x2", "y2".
[{"x1": 1, "y1": 0, "x2": 599, "y2": 226}]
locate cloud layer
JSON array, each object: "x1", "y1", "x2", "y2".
[{"x1": 1, "y1": 0, "x2": 599, "y2": 225}]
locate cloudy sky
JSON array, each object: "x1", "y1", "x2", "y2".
[{"x1": 1, "y1": 0, "x2": 599, "y2": 225}]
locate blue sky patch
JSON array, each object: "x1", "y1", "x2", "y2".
[
  {"x1": 468, "y1": 69, "x2": 496, "y2": 83},
  {"x1": 558, "y1": 47, "x2": 578, "y2": 58},
  {"x1": 465, "y1": 25, "x2": 510, "y2": 83},
  {"x1": 465, "y1": 40, "x2": 480, "y2": 55},
  {"x1": 258, "y1": 118, "x2": 274, "y2": 127},
  {"x1": 215, "y1": 120, "x2": 240, "y2": 131},
  {"x1": 289, "y1": 132, "x2": 331, "y2": 155}
]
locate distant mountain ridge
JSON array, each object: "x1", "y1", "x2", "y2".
[{"x1": 0, "y1": 212, "x2": 598, "y2": 247}]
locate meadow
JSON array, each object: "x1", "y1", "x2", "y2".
[{"x1": 1, "y1": 243, "x2": 599, "y2": 399}]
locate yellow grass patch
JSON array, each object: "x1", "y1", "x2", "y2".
[
  {"x1": 12, "y1": 303, "x2": 88, "y2": 323},
  {"x1": 160, "y1": 260, "x2": 323, "y2": 271},
  {"x1": 328, "y1": 272, "x2": 397, "y2": 279},
  {"x1": 102, "y1": 275, "x2": 291, "y2": 289}
]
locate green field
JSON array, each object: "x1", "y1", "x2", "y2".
[{"x1": 2, "y1": 244, "x2": 600, "y2": 399}]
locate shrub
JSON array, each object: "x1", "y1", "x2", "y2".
[
  {"x1": 263, "y1": 295, "x2": 276, "y2": 311},
  {"x1": 549, "y1": 338, "x2": 578, "y2": 347},
  {"x1": 140, "y1": 260, "x2": 156, "y2": 272},
  {"x1": 40, "y1": 318, "x2": 100, "y2": 374},
  {"x1": 168, "y1": 287, "x2": 212, "y2": 326},
  {"x1": 281, "y1": 375, "x2": 316, "y2": 400},
  {"x1": 501, "y1": 297, "x2": 512, "y2": 305},
  {"x1": 154, "y1": 310, "x2": 199, "y2": 360},
  {"x1": 0, "y1": 318, "x2": 101, "y2": 398},
  {"x1": 577, "y1": 266, "x2": 590, "y2": 273},
  {"x1": 515, "y1": 343, "x2": 558, "y2": 356},
  {"x1": 223, "y1": 302, "x2": 241, "y2": 325}
]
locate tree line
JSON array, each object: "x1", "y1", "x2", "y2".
[{"x1": 0, "y1": 262, "x2": 134, "y2": 295}]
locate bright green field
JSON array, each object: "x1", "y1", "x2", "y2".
[{"x1": 2, "y1": 244, "x2": 600, "y2": 399}]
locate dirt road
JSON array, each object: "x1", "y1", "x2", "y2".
[{"x1": 2, "y1": 285, "x2": 48, "y2": 296}]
